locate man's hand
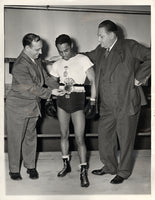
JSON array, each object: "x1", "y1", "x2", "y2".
[
  {"x1": 52, "y1": 89, "x2": 65, "y2": 96},
  {"x1": 49, "y1": 55, "x2": 61, "y2": 62},
  {"x1": 134, "y1": 79, "x2": 142, "y2": 86}
]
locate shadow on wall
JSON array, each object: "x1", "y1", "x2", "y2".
[
  {"x1": 72, "y1": 38, "x2": 79, "y2": 53},
  {"x1": 40, "y1": 39, "x2": 50, "y2": 60},
  {"x1": 117, "y1": 24, "x2": 126, "y2": 39}
]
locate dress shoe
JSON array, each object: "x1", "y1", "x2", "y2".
[
  {"x1": 27, "y1": 168, "x2": 39, "y2": 179},
  {"x1": 92, "y1": 167, "x2": 106, "y2": 175},
  {"x1": 9, "y1": 172, "x2": 22, "y2": 180},
  {"x1": 110, "y1": 175, "x2": 124, "y2": 184}
]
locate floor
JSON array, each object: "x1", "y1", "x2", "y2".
[{"x1": 2, "y1": 150, "x2": 151, "y2": 199}]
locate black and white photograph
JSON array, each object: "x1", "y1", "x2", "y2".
[{"x1": 0, "y1": 0, "x2": 154, "y2": 200}]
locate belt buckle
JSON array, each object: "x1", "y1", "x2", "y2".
[
  {"x1": 63, "y1": 78, "x2": 75, "y2": 98},
  {"x1": 64, "y1": 83, "x2": 73, "y2": 93},
  {"x1": 64, "y1": 83, "x2": 73, "y2": 98}
]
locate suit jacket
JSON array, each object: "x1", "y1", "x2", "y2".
[
  {"x1": 6, "y1": 51, "x2": 58, "y2": 117},
  {"x1": 86, "y1": 39, "x2": 151, "y2": 115}
]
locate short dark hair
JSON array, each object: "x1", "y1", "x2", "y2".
[
  {"x1": 22, "y1": 33, "x2": 41, "y2": 47},
  {"x1": 55, "y1": 34, "x2": 72, "y2": 47},
  {"x1": 99, "y1": 20, "x2": 118, "y2": 34}
]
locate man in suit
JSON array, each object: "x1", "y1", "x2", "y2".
[
  {"x1": 6, "y1": 33, "x2": 64, "y2": 180},
  {"x1": 86, "y1": 20, "x2": 151, "y2": 184}
]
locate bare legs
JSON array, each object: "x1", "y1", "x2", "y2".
[
  {"x1": 57, "y1": 107, "x2": 86, "y2": 163},
  {"x1": 71, "y1": 110, "x2": 87, "y2": 163},
  {"x1": 57, "y1": 107, "x2": 89, "y2": 187},
  {"x1": 57, "y1": 107, "x2": 70, "y2": 156}
]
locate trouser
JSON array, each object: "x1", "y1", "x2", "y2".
[
  {"x1": 6, "y1": 107, "x2": 38, "y2": 173},
  {"x1": 98, "y1": 108, "x2": 140, "y2": 179}
]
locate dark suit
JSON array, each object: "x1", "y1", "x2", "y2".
[
  {"x1": 6, "y1": 51, "x2": 58, "y2": 172},
  {"x1": 86, "y1": 39, "x2": 151, "y2": 178}
]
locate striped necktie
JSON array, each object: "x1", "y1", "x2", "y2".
[{"x1": 104, "y1": 48, "x2": 110, "y2": 58}]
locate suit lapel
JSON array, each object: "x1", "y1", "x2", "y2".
[
  {"x1": 95, "y1": 48, "x2": 105, "y2": 94},
  {"x1": 107, "y1": 40, "x2": 125, "y2": 80},
  {"x1": 35, "y1": 59, "x2": 44, "y2": 84},
  {"x1": 21, "y1": 52, "x2": 44, "y2": 84},
  {"x1": 95, "y1": 40, "x2": 125, "y2": 95}
]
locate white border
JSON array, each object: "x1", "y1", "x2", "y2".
[{"x1": 0, "y1": 1, "x2": 154, "y2": 200}]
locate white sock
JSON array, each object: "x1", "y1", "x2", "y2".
[
  {"x1": 62, "y1": 155, "x2": 70, "y2": 161},
  {"x1": 79, "y1": 162, "x2": 87, "y2": 169}
]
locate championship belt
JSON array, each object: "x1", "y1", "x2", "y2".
[{"x1": 64, "y1": 78, "x2": 75, "y2": 98}]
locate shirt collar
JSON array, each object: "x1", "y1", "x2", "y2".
[
  {"x1": 108, "y1": 38, "x2": 118, "y2": 51},
  {"x1": 30, "y1": 57, "x2": 36, "y2": 63}
]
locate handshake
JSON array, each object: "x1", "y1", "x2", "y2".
[
  {"x1": 51, "y1": 88, "x2": 65, "y2": 96},
  {"x1": 84, "y1": 98, "x2": 97, "y2": 119}
]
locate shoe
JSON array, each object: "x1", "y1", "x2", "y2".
[
  {"x1": 27, "y1": 168, "x2": 39, "y2": 179},
  {"x1": 92, "y1": 167, "x2": 106, "y2": 175},
  {"x1": 57, "y1": 158, "x2": 71, "y2": 177},
  {"x1": 110, "y1": 175, "x2": 124, "y2": 184},
  {"x1": 9, "y1": 172, "x2": 22, "y2": 180},
  {"x1": 80, "y1": 165, "x2": 89, "y2": 187}
]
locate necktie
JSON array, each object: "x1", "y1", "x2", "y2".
[{"x1": 104, "y1": 48, "x2": 110, "y2": 58}]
